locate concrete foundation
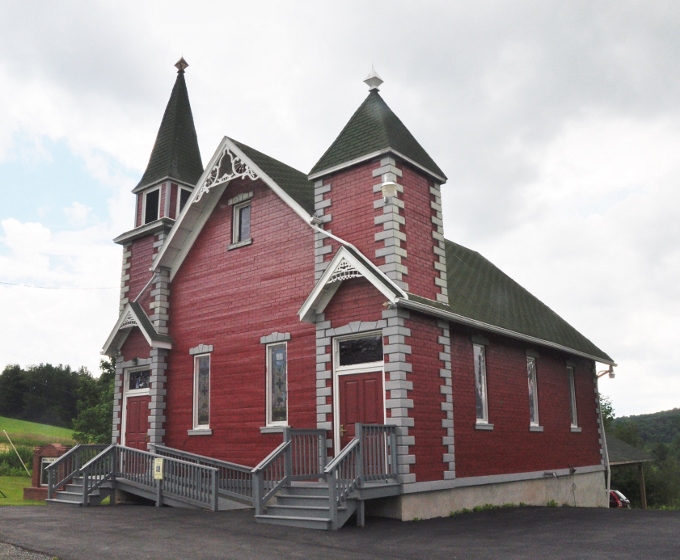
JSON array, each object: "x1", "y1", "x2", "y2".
[{"x1": 367, "y1": 470, "x2": 607, "y2": 521}]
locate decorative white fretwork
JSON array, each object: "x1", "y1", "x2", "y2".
[
  {"x1": 195, "y1": 146, "x2": 258, "y2": 202},
  {"x1": 328, "y1": 259, "x2": 362, "y2": 283},
  {"x1": 119, "y1": 310, "x2": 138, "y2": 330}
]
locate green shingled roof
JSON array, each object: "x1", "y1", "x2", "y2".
[
  {"x1": 136, "y1": 70, "x2": 203, "y2": 190},
  {"x1": 606, "y1": 434, "x2": 653, "y2": 465},
  {"x1": 443, "y1": 240, "x2": 612, "y2": 361},
  {"x1": 230, "y1": 138, "x2": 315, "y2": 215},
  {"x1": 407, "y1": 240, "x2": 612, "y2": 362},
  {"x1": 309, "y1": 90, "x2": 446, "y2": 180}
]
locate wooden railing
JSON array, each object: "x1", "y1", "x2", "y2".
[
  {"x1": 252, "y1": 428, "x2": 327, "y2": 515},
  {"x1": 46, "y1": 444, "x2": 109, "y2": 499},
  {"x1": 324, "y1": 424, "x2": 398, "y2": 529},
  {"x1": 152, "y1": 445, "x2": 253, "y2": 504},
  {"x1": 81, "y1": 445, "x2": 117, "y2": 505},
  {"x1": 116, "y1": 446, "x2": 219, "y2": 511}
]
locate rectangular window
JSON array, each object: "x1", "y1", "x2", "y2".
[
  {"x1": 194, "y1": 355, "x2": 210, "y2": 429},
  {"x1": 527, "y1": 357, "x2": 539, "y2": 426},
  {"x1": 568, "y1": 366, "x2": 578, "y2": 428},
  {"x1": 267, "y1": 343, "x2": 287, "y2": 426},
  {"x1": 473, "y1": 344, "x2": 488, "y2": 423},
  {"x1": 128, "y1": 370, "x2": 150, "y2": 391},
  {"x1": 144, "y1": 189, "x2": 160, "y2": 224},
  {"x1": 178, "y1": 187, "x2": 192, "y2": 214},
  {"x1": 233, "y1": 201, "x2": 251, "y2": 244},
  {"x1": 40, "y1": 457, "x2": 56, "y2": 486}
]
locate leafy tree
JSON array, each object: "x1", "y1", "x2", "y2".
[
  {"x1": 599, "y1": 395, "x2": 615, "y2": 430},
  {"x1": 72, "y1": 358, "x2": 115, "y2": 444},
  {"x1": 0, "y1": 364, "x2": 26, "y2": 418}
]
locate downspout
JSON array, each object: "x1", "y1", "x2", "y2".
[{"x1": 596, "y1": 364, "x2": 615, "y2": 504}]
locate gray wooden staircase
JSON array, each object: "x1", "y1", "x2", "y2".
[
  {"x1": 255, "y1": 483, "x2": 357, "y2": 530},
  {"x1": 47, "y1": 475, "x2": 112, "y2": 506},
  {"x1": 45, "y1": 424, "x2": 401, "y2": 530}
]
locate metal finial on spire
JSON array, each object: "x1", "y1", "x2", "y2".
[
  {"x1": 364, "y1": 65, "x2": 383, "y2": 91},
  {"x1": 175, "y1": 57, "x2": 189, "y2": 73}
]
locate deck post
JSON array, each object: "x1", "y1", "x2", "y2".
[
  {"x1": 390, "y1": 427, "x2": 398, "y2": 479},
  {"x1": 155, "y1": 478, "x2": 163, "y2": 507},
  {"x1": 82, "y1": 471, "x2": 89, "y2": 506},
  {"x1": 356, "y1": 500, "x2": 365, "y2": 527},
  {"x1": 283, "y1": 427, "x2": 292, "y2": 482},
  {"x1": 639, "y1": 463, "x2": 647, "y2": 510},
  {"x1": 355, "y1": 423, "x2": 363, "y2": 487},
  {"x1": 47, "y1": 467, "x2": 54, "y2": 500},
  {"x1": 211, "y1": 470, "x2": 218, "y2": 512},
  {"x1": 253, "y1": 471, "x2": 263, "y2": 515}
]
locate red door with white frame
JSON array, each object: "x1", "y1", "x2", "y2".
[
  {"x1": 338, "y1": 371, "x2": 384, "y2": 448},
  {"x1": 124, "y1": 395, "x2": 150, "y2": 450}
]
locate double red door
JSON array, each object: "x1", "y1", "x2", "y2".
[
  {"x1": 338, "y1": 371, "x2": 384, "y2": 448},
  {"x1": 124, "y1": 396, "x2": 150, "y2": 450}
]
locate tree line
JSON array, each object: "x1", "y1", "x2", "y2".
[{"x1": 0, "y1": 359, "x2": 114, "y2": 444}]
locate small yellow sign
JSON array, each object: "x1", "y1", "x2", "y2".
[{"x1": 153, "y1": 458, "x2": 164, "y2": 480}]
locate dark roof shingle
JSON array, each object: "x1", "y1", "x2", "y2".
[
  {"x1": 606, "y1": 434, "x2": 653, "y2": 465},
  {"x1": 309, "y1": 90, "x2": 446, "y2": 180},
  {"x1": 230, "y1": 138, "x2": 314, "y2": 215},
  {"x1": 136, "y1": 70, "x2": 203, "y2": 190}
]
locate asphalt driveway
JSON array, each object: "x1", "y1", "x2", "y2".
[{"x1": 1, "y1": 504, "x2": 679, "y2": 559}]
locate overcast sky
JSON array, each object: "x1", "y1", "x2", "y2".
[{"x1": 1, "y1": 1, "x2": 678, "y2": 417}]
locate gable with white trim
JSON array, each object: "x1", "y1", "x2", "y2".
[{"x1": 299, "y1": 246, "x2": 407, "y2": 322}]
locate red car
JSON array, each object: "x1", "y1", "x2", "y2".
[{"x1": 609, "y1": 490, "x2": 631, "y2": 508}]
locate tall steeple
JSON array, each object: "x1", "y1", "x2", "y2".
[{"x1": 136, "y1": 58, "x2": 203, "y2": 190}]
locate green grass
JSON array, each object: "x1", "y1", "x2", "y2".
[
  {"x1": 0, "y1": 416, "x2": 75, "y2": 447},
  {"x1": 0, "y1": 476, "x2": 44, "y2": 506}
]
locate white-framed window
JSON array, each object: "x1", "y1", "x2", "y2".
[
  {"x1": 568, "y1": 366, "x2": 578, "y2": 428},
  {"x1": 334, "y1": 332, "x2": 384, "y2": 375},
  {"x1": 473, "y1": 343, "x2": 489, "y2": 424},
  {"x1": 232, "y1": 201, "x2": 251, "y2": 244},
  {"x1": 266, "y1": 342, "x2": 288, "y2": 427},
  {"x1": 527, "y1": 356, "x2": 540, "y2": 426},
  {"x1": 193, "y1": 354, "x2": 210, "y2": 429},
  {"x1": 143, "y1": 188, "x2": 160, "y2": 224},
  {"x1": 177, "y1": 187, "x2": 192, "y2": 216},
  {"x1": 40, "y1": 457, "x2": 57, "y2": 486},
  {"x1": 126, "y1": 368, "x2": 151, "y2": 395}
]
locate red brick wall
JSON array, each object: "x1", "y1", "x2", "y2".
[
  {"x1": 320, "y1": 159, "x2": 439, "y2": 300},
  {"x1": 406, "y1": 313, "x2": 447, "y2": 482},
  {"x1": 169, "y1": 183, "x2": 178, "y2": 219},
  {"x1": 126, "y1": 236, "x2": 155, "y2": 314},
  {"x1": 135, "y1": 193, "x2": 143, "y2": 227},
  {"x1": 120, "y1": 329, "x2": 151, "y2": 361},
  {"x1": 323, "y1": 278, "x2": 386, "y2": 325},
  {"x1": 401, "y1": 166, "x2": 438, "y2": 300},
  {"x1": 451, "y1": 328, "x2": 602, "y2": 477},
  {"x1": 320, "y1": 161, "x2": 382, "y2": 267},
  {"x1": 164, "y1": 177, "x2": 317, "y2": 466}
]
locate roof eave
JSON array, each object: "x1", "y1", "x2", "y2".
[
  {"x1": 132, "y1": 176, "x2": 199, "y2": 194},
  {"x1": 308, "y1": 147, "x2": 447, "y2": 183},
  {"x1": 398, "y1": 297, "x2": 616, "y2": 366}
]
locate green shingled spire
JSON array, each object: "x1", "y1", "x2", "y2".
[
  {"x1": 136, "y1": 59, "x2": 203, "y2": 190},
  {"x1": 309, "y1": 87, "x2": 446, "y2": 181}
]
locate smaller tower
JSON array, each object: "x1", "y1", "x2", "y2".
[{"x1": 114, "y1": 59, "x2": 203, "y2": 320}]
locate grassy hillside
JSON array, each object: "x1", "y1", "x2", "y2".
[
  {"x1": 0, "y1": 476, "x2": 43, "y2": 506},
  {"x1": 613, "y1": 408, "x2": 680, "y2": 445},
  {"x1": 0, "y1": 416, "x2": 75, "y2": 447}
]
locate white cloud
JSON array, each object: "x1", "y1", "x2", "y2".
[{"x1": 63, "y1": 202, "x2": 92, "y2": 228}]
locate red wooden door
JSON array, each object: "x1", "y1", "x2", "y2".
[
  {"x1": 338, "y1": 371, "x2": 384, "y2": 448},
  {"x1": 125, "y1": 396, "x2": 150, "y2": 450}
]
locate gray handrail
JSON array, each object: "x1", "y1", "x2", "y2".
[
  {"x1": 115, "y1": 445, "x2": 220, "y2": 510},
  {"x1": 252, "y1": 440, "x2": 290, "y2": 515},
  {"x1": 251, "y1": 428, "x2": 328, "y2": 515},
  {"x1": 323, "y1": 424, "x2": 399, "y2": 529},
  {"x1": 152, "y1": 444, "x2": 253, "y2": 504},
  {"x1": 46, "y1": 444, "x2": 108, "y2": 499}
]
